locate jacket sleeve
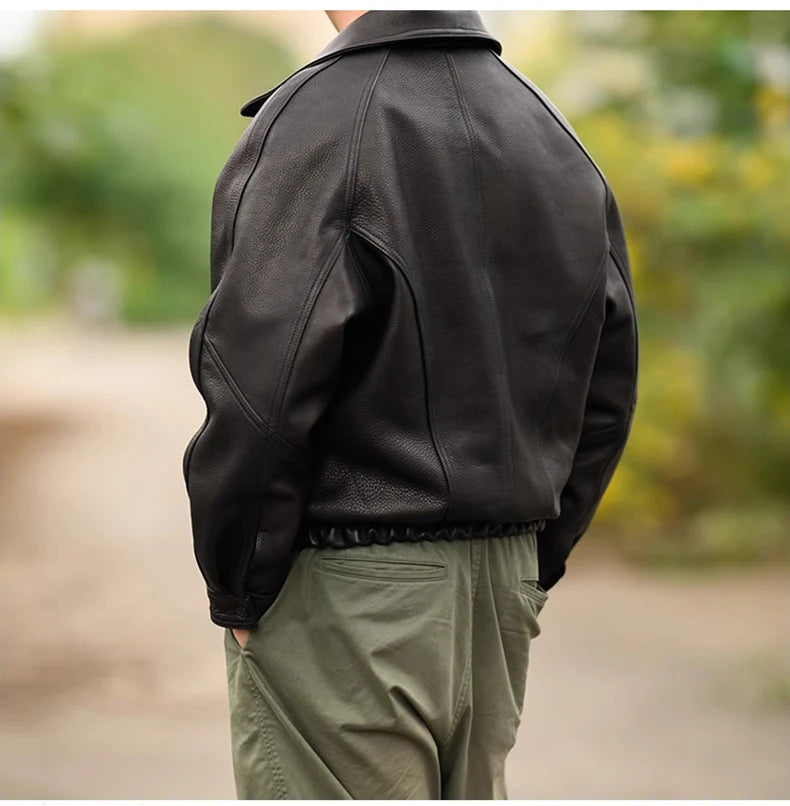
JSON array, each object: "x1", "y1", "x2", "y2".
[
  {"x1": 537, "y1": 185, "x2": 639, "y2": 592},
  {"x1": 182, "y1": 119, "x2": 370, "y2": 629}
]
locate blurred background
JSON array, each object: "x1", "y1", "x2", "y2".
[{"x1": 1, "y1": 9, "x2": 788, "y2": 798}]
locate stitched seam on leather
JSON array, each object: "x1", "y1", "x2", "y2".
[
  {"x1": 610, "y1": 241, "x2": 634, "y2": 301},
  {"x1": 201, "y1": 334, "x2": 296, "y2": 601},
  {"x1": 268, "y1": 51, "x2": 389, "y2": 432},
  {"x1": 607, "y1": 242, "x2": 639, "y2": 421},
  {"x1": 222, "y1": 77, "x2": 296, "y2": 262},
  {"x1": 182, "y1": 419, "x2": 205, "y2": 489},
  {"x1": 535, "y1": 236, "x2": 611, "y2": 503},
  {"x1": 183, "y1": 288, "x2": 220, "y2": 489},
  {"x1": 227, "y1": 57, "x2": 342, "y2": 256},
  {"x1": 606, "y1": 189, "x2": 638, "y2": 316},
  {"x1": 440, "y1": 541, "x2": 482, "y2": 748},
  {"x1": 268, "y1": 230, "x2": 347, "y2": 435},
  {"x1": 490, "y1": 50, "x2": 608, "y2": 196},
  {"x1": 183, "y1": 291, "x2": 224, "y2": 589},
  {"x1": 249, "y1": 241, "x2": 359, "y2": 596},
  {"x1": 347, "y1": 226, "x2": 375, "y2": 307},
  {"x1": 346, "y1": 48, "x2": 390, "y2": 225},
  {"x1": 211, "y1": 121, "x2": 257, "y2": 274},
  {"x1": 349, "y1": 223, "x2": 453, "y2": 518},
  {"x1": 446, "y1": 51, "x2": 515, "y2": 509},
  {"x1": 202, "y1": 336, "x2": 297, "y2": 454}
]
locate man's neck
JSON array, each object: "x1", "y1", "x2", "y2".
[{"x1": 325, "y1": 10, "x2": 369, "y2": 33}]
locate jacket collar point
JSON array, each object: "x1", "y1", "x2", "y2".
[{"x1": 240, "y1": 91, "x2": 274, "y2": 118}]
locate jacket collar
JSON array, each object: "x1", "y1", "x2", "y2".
[{"x1": 240, "y1": 10, "x2": 502, "y2": 117}]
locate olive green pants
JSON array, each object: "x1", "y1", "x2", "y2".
[{"x1": 223, "y1": 530, "x2": 548, "y2": 799}]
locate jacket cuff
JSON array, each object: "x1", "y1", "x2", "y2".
[{"x1": 207, "y1": 589, "x2": 278, "y2": 629}]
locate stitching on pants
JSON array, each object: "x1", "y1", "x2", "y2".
[
  {"x1": 439, "y1": 540, "x2": 482, "y2": 748},
  {"x1": 316, "y1": 556, "x2": 449, "y2": 582},
  {"x1": 241, "y1": 657, "x2": 289, "y2": 799}
]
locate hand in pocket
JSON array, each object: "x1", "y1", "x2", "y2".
[{"x1": 232, "y1": 628, "x2": 252, "y2": 649}]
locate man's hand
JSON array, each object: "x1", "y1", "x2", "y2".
[{"x1": 232, "y1": 628, "x2": 252, "y2": 649}]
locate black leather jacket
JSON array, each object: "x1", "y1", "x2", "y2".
[{"x1": 183, "y1": 10, "x2": 639, "y2": 629}]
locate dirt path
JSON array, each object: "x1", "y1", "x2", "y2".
[{"x1": 1, "y1": 322, "x2": 788, "y2": 799}]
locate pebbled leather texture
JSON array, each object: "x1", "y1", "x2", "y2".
[{"x1": 183, "y1": 10, "x2": 639, "y2": 628}]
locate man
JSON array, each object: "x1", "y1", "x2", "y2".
[{"x1": 183, "y1": 9, "x2": 638, "y2": 799}]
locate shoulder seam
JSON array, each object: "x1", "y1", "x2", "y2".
[
  {"x1": 228, "y1": 55, "x2": 343, "y2": 256},
  {"x1": 445, "y1": 50, "x2": 515, "y2": 510}
]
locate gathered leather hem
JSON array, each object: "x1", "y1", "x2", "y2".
[{"x1": 297, "y1": 519, "x2": 546, "y2": 550}]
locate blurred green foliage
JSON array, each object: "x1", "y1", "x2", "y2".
[
  {"x1": 1, "y1": 14, "x2": 295, "y2": 321},
  {"x1": 1, "y1": 11, "x2": 788, "y2": 563}
]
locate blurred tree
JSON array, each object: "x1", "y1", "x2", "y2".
[{"x1": 1, "y1": 13, "x2": 295, "y2": 321}]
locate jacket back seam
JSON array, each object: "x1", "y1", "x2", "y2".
[
  {"x1": 446, "y1": 50, "x2": 515, "y2": 509},
  {"x1": 346, "y1": 48, "x2": 390, "y2": 225},
  {"x1": 349, "y1": 222, "x2": 453, "y2": 517}
]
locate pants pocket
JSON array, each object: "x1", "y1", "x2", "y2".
[
  {"x1": 494, "y1": 584, "x2": 545, "y2": 721},
  {"x1": 519, "y1": 577, "x2": 549, "y2": 616},
  {"x1": 316, "y1": 554, "x2": 448, "y2": 582}
]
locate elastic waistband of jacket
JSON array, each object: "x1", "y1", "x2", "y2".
[{"x1": 297, "y1": 519, "x2": 547, "y2": 550}]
